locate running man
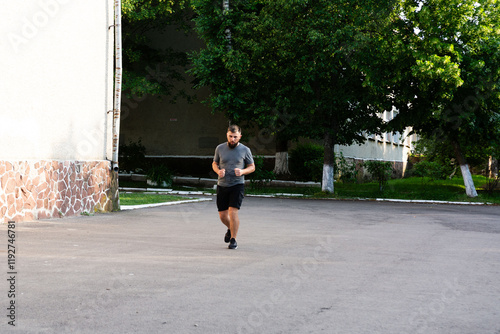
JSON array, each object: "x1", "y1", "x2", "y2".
[{"x1": 212, "y1": 125, "x2": 255, "y2": 249}]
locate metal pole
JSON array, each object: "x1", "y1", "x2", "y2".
[
  {"x1": 112, "y1": 0, "x2": 122, "y2": 172},
  {"x1": 223, "y1": 0, "x2": 231, "y2": 50}
]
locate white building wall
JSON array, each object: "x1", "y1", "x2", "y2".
[
  {"x1": 336, "y1": 107, "x2": 417, "y2": 177},
  {"x1": 0, "y1": 0, "x2": 115, "y2": 161},
  {"x1": 0, "y1": 0, "x2": 117, "y2": 223},
  {"x1": 337, "y1": 129, "x2": 415, "y2": 163},
  {"x1": 337, "y1": 138, "x2": 411, "y2": 163}
]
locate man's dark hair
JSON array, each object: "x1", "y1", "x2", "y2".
[{"x1": 228, "y1": 124, "x2": 241, "y2": 133}]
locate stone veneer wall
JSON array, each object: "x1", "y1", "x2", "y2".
[{"x1": 0, "y1": 160, "x2": 116, "y2": 224}]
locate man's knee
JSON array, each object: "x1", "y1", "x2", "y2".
[{"x1": 228, "y1": 207, "x2": 239, "y2": 214}]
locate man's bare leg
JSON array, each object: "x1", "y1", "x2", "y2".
[
  {"x1": 219, "y1": 210, "x2": 230, "y2": 229},
  {"x1": 228, "y1": 207, "x2": 240, "y2": 239},
  {"x1": 219, "y1": 208, "x2": 239, "y2": 237}
]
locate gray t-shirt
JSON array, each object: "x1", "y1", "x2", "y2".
[{"x1": 213, "y1": 142, "x2": 254, "y2": 187}]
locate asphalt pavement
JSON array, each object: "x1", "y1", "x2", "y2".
[{"x1": 1, "y1": 197, "x2": 500, "y2": 334}]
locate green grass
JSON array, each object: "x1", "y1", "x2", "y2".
[
  {"x1": 119, "y1": 176, "x2": 500, "y2": 205},
  {"x1": 120, "y1": 193, "x2": 192, "y2": 206},
  {"x1": 247, "y1": 175, "x2": 500, "y2": 204},
  {"x1": 247, "y1": 186, "x2": 319, "y2": 196},
  {"x1": 120, "y1": 180, "x2": 215, "y2": 193}
]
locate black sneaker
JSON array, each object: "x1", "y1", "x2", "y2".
[
  {"x1": 224, "y1": 229, "x2": 231, "y2": 243},
  {"x1": 228, "y1": 238, "x2": 238, "y2": 249}
]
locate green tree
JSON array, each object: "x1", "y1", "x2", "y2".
[
  {"x1": 190, "y1": 0, "x2": 300, "y2": 175},
  {"x1": 122, "y1": 0, "x2": 193, "y2": 101},
  {"x1": 364, "y1": 160, "x2": 393, "y2": 192},
  {"x1": 370, "y1": 0, "x2": 500, "y2": 197},
  {"x1": 190, "y1": 0, "x2": 398, "y2": 192}
]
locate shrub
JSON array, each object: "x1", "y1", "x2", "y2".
[
  {"x1": 289, "y1": 143, "x2": 324, "y2": 182},
  {"x1": 411, "y1": 137, "x2": 461, "y2": 177},
  {"x1": 412, "y1": 160, "x2": 449, "y2": 181},
  {"x1": 119, "y1": 139, "x2": 146, "y2": 173},
  {"x1": 146, "y1": 164, "x2": 173, "y2": 187},
  {"x1": 335, "y1": 152, "x2": 358, "y2": 183},
  {"x1": 364, "y1": 160, "x2": 393, "y2": 192},
  {"x1": 249, "y1": 156, "x2": 275, "y2": 190},
  {"x1": 483, "y1": 176, "x2": 499, "y2": 194}
]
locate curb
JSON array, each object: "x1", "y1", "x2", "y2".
[
  {"x1": 120, "y1": 187, "x2": 214, "y2": 196},
  {"x1": 119, "y1": 174, "x2": 321, "y2": 188},
  {"x1": 121, "y1": 198, "x2": 212, "y2": 211},
  {"x1": 120, "y1": 188, "x2": 495, "y2": 206},
  {"x1": 247, "y1": 194, "x2": 494, "y2": 205},
  {"x1": 358, "y1": 198, "x2": 494, "y2": 206}
]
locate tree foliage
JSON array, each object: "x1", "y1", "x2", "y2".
[
  {"x1": 358, "y1": 0, "x2": 500, "y2": 196},
  {"x1": 122, "y1": 0, "x2": 193, "y2": 100},
  {"x1": 393, "y1": 0, "x2": 500, "y2": 140},
  {"x1": 189, "y1": 0, "x2": 500, "y2": 196},
  {"x1": 364, "y1": 160, "x2": 393, "y2": 192},
  {"x1": 190, "y1": 0, "x2": 399, "y2": 191}
]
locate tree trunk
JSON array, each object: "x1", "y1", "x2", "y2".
[
  {"x1": 488, "y1": 156, "x2": 498, "y2": 179},
  {"x1": 273, "y1": 139, "x2": 290, "y2": 175},
  {"x1": 322, "y1": 131, "x2": 335, "y2": 193},
  {"x1": 452, "y1": 141, "x2": 478, "y2": 198}
]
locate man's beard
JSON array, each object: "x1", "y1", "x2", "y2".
[{"x1": 228, "y1": 142, "x2": 238, "y2": 149}]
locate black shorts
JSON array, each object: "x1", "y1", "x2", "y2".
[{"x1": 217, "y1": 184, "x2": 245, "y2": 211}]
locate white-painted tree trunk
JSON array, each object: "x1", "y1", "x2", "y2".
[
  {"x1": 322, "y1": 131, "x2": 335, "y2": 193},
  {"x1": 460, "y1": 164, "x2": 478, "y2": 197},
  {"x1": 322, "y1": 164, "x2": 334, "y2": 193},
  {"x1": 273, "y1": 151, "x2": 290, "y2": 175},
  {"x1": 452, "y1": 141, "x2": 478, "y2": 198}
]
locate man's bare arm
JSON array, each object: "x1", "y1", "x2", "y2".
[{"x1": 234, "y1": 163, "x2": 255, "y2": 177}]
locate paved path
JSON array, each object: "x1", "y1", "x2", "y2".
[{"x1": 1, "y1": 197, "x2": 499, "y2": 334}]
